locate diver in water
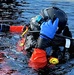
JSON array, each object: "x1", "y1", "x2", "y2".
[
  {"x1": 27, "y1": 6, "x2": 72, "y2": 56},
  {"x1": 28, "y1": 7, "x2": 74, "y2": 70},
  {"x1": 0, "y1": 6, "x2": 74, "y2": 70},
  {"x1": 39, "y1": 7, "x2": 72, "y2": 59}
]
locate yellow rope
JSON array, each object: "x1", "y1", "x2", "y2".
[{"x1": 21, "y1": 26, "x2": 28, "y2": 37}]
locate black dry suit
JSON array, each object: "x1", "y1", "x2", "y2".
[
  {"x1": 50, "y1": 26, "x2": 72, "y2": 58},
  {"x1": 25, "y1": 25, "x2": 74, "y2": 59},
  {"x1": 36, "y1": 25, "x2": 73, "y2": 58},
  {"x1": 25, "y1": 7, "x2": 74, "y2": 60}
]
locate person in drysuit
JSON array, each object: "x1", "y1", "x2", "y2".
[
  {"x1": 38, "y1": 7, "x2": 72, "y2": 59},
  {"x1": 29, "y1": 17, "x2": 59, "y2": 69},
  {"x1": 0, "y1": 6, "x2": 73, "y2": 70},
  {"x1": 28, "y1": 7, "x2": 73, "y2": 70},
  {"x1": 39, "y1": 7, "x2": 72, "y2": 58}
]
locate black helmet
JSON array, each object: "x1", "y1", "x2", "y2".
[{"x1": 40, "y1": 7, "x2": 68, "y2": 31}]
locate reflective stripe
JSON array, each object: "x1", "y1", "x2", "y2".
[{"x1": 65, "y1": 39, "x2": 71, "y2": 48}]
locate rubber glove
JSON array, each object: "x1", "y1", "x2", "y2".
[
  {"x1": 29, "y1": 48, "x2": 47, "y2": 70},
  {"x1": 40, "y1": 18, "x2": 59, "y2": 39}
]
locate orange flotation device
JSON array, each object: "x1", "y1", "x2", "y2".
[{"x1": 10, "y1": 26, "x2": 24, "y2": 33}]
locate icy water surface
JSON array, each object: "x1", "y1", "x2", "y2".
[{"x1": 0, "y1": 0, "x2": 74, "y2": 75}]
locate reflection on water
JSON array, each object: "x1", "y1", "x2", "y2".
[{"x1": 0, "y1": 0, "x2": 74, "y2": 75}]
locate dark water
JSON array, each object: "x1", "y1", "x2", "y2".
[{"x1": 0, "y1": 0, "x2": 74, "y2": 75}]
